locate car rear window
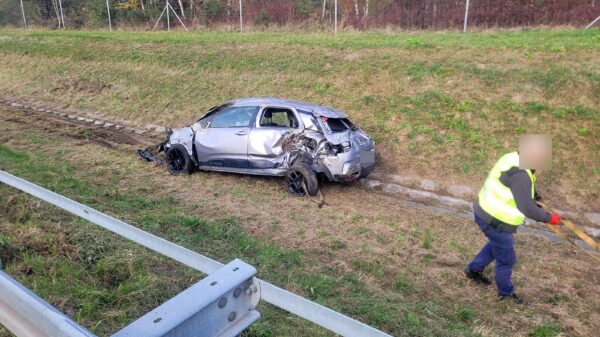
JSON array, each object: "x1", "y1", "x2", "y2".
[{"x1": 321, "y1": 117, "x2": 354, "y2": 133}]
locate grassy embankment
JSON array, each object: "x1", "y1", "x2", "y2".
[
  {"x1": 0, "y1": 28, "x2": 598, "y2": 210},
  {"x1": 0, "y1": 113, "x2": 482, "y2": 336},
  {"x1": 1, "y1": 102, "x2": 599, "y2": 336}
]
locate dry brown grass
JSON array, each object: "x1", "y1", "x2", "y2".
[
  {"x1": 1, "y1": 102, "x2": 599, "y2": 336},
  {"x1": 0, "y1": 29, "x2": 598, "y2": 214}
]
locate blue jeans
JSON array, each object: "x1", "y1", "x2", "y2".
[{"x1": 468, "y1": 215, "x2": 516, "y2": 296}]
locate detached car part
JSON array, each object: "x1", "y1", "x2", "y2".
[{"x1": 157, "y1": 98, "x2": 376, "y2": 196}]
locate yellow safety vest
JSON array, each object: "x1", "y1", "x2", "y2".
[{"x1": 478, "y1": 152, "x2": 535, "y2": 226}]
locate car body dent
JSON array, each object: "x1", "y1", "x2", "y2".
[
  {"x1": 247, "y1": 105, "x2": 305, "y2": 170},
  {"x1": 166, "y1": 98, "x2": 375, "y2": 182},
  {"x1": 169, "y1": 127, "x2": 195, "y2": 158}
]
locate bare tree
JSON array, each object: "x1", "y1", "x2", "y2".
[
  {"x1": 50, "y1": 0, "x2": 61, "y2": 27},
  {"x1": 364, "y1": 0, "x2": 369, "y2": 17},
  {"x1": 227, "y1": 0, "x2": 232, "y2": 21},
  {"x1": 58, "y1": 0, "x2": 65, "y2": 27},
  {"x1": 322, "y1": 0, "x2": 327, "y2": 20},
  {"x1": 354, "y1": 0, "x2": 360, "y2": 17},
  {"x1": 178, "y1": 0, "x2": 185, "y2": 18}
]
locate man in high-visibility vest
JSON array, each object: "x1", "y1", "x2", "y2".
[{"x1": 463, "y1": 135, "x2": 560, "y2": 304}]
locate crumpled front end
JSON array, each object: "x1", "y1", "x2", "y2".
[
  {"x1": 138, "y1": 126, "x2": 197, "y2": 165},
  {"x1": 317, "y1": 128, "x2": 376, "y2": 182},
  {"x1": 166, "y1": 127, "x2": 195, "y2": 157}
]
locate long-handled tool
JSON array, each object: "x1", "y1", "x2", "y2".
[{"x1": 538, "y1": 201, "x2": 600, "y2": 262}]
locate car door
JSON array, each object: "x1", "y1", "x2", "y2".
[
  {"x1": 194, "y1": 105, "x2": 259, "y2": 168},
  {"x1": 247, "y1": 106, "x2": 302, "y2": 169}
]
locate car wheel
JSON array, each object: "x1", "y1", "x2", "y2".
[
  {"x1": 285, "y1": 162, "x2": 318, "y2": 197},
  {"x1": 359, "y1": 168, "x2": 373, "y2": 179},
  {"x1": 166, "y1": 144, "x2": 193, "y2": 176}
]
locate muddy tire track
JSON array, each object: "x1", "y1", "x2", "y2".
[{"x1": 1, "y1": 100, "x2": 159, "y2": 148}]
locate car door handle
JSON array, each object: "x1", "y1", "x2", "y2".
[{"x1": 235, "y1": 131, "x2": 248, "y2": 136}]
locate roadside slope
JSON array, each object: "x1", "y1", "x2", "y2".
[
  {"x1": 2, "y1": 102, "x2": 600, "y2": 336},
  {"x1": 0, "y1": 29, "x2": 598, "y2": 212}
]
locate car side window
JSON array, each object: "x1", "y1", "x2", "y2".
[
  {"x1": 259, "y1": 108, "x2": 299, "y2": 128},
  {"x1": 210, "y1": 106, "x2": 259, "y2": 128}
]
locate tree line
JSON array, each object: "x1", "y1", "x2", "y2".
[{"x1": 1, "y1": 0, "x2": 599, "y2": 29}]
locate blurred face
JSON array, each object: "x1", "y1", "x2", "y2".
[{"x1": 519, "y1": 134, "x2": 552, "y2": 170}]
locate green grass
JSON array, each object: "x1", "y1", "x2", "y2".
[
  {"x1": 528, "y1": 323, "x2": 561, "y2": 337},
  {"x1": 455, "y1": 307, "x2": 475, "y2": 323},
  {"x1": 3, "y1": 28, "x2": 600, "y2": 50},
  {"x1": 0, "y1": 28, "x2": 597, "y2": 210},
  {"x1": 0, "y1": 28, "x2": 599, "y2": 334},
  {"x1": 0, "y1": 137, "x2": 480, "y2": 336}
]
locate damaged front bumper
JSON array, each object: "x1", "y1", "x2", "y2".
[{"x1": 320, "y1": 148, "x2": 376, "y2": 182}]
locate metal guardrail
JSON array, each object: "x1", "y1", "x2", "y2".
[
  {"x1": 0, "y1": 259, "x2": 260, "y2": 337},
  {"x1": 0, "y1": 170, "x2": 392, "y2": 337},
  {"x1": 0, "y1": 269, "x2": 95, "y2": 337},
  {"x1": 112, "y1": 259, "x2": 261, "y2": 337}
]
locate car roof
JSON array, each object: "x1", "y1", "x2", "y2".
[{"x1": 228, "y1": 97, "x2": 348, "y2": 118}]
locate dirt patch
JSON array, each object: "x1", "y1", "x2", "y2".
[
  {"x1": 50, "y1": 79, "x2": 112, "y2": 95},
  {"x1": 1, "y1": 102, "x2": 157, "y2": 149}
]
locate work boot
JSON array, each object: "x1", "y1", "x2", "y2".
[
  {"x1": 463, "y1": 267, "x2": 491, "y2": 285},
  {"x1": 500, "y1": 293, "x2": 529, "y2": 305}
]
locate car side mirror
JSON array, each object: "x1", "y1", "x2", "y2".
[{"x1": 200, "y1": 121, "x2": 211, "y2": 128}]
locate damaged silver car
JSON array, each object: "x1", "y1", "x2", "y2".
[{"x1": 162, "y1": 98, "x2": 375, "y2": 196}]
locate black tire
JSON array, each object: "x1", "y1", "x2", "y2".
[
  {"x1": 285, "y1": 162, "x2": 318, "y2": 197},
  {"x1": 166, "y1": 144, "x2": 194, "y2": 176},
  {"x1": 359, "y1": 167, "x2": 373, "y2": 179}
]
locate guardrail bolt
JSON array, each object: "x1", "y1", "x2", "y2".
[{"x1": 218, "y1": 297, "x2": 227, "y2": 309}]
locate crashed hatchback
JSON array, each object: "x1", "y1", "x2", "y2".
[{"x1": 160, "y1": 98, "x2": 375, "y2": 196}]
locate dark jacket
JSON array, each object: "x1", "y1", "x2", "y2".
[{"x1": 474, "y1": 167, "x2": 551, "y2": 232}]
